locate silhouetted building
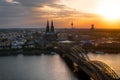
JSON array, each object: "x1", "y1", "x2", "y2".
[
  {"x1": 0, "y1": 39, "x2": 11, "y2": 49},
  {"x1": 44, "y1": 20, "x2": 57, "y2": 41},
  {"x1": 51, "y1": 20, "x2": 54, "y2": 32},
  {"x1": 46, "y1": 20, "x2": 50, "y2": 32},
  {"x1": 82, "y1": 41, "x2": 94, "y2": 52},
  {"x1": 91, "y1": 24, "x2": 95, "y2": 30},
  {"x1": 71, "y1": 21, "x2": 74, "y2": 29}
]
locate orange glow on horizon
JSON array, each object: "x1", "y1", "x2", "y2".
[
  {"x1": 53, "y1": 17, "x2": 119, "y2": 29},
  {"x1": 30, "y1": 0, "x2": 120, "y2": 29},
  {"x1": 57, "y1": 0, "x2": 120, "y2": 29}
]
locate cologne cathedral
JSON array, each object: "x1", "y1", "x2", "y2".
[{"x1": 44, "y1": 20, "x2": 57, "y2": 41}]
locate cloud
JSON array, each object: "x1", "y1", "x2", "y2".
[
  {"x1": 16, "y1": 0, "x2": 58, "y2": 7},
  {"x1": 0, "y1": 0, "x2": 29, "y2": 28},
  {"x1": 0, "y1": 0, "x2": 100, "y2": 28},
  {"x1": 11, "y1": 1, "x2": 21, "y2": 4},
  {"x1": 31, "y1": 3, "x2": 99, "y2": 19},
  {"x1": 25, "y1": 3, "x2": 100, "y2": 28},
  {"x1": 1, "y1": 0, "x2": 21, "y2": 4}
]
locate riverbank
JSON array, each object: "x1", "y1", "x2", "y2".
[
  {"x1": 93, "y1": 45, "x2": 120, "y2": 54},
  {"x1": 0, "y1": 48, "x2": 55, "y2": 56}
]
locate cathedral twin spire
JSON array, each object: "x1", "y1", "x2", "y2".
[{"x1": 46, "y1": 20, "x2": 54, "y2": 32}]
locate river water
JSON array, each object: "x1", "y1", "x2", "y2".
[
  {"x1": 88, "y1": 53, "x2": 120, "y2": 76},
  {"x1": 0, "y1": 54, "x2": 119, "y2": 80},
  {"x1": 0, "y1": 54, "x2": 77, "y2": 80}
]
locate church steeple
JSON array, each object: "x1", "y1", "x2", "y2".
[
  {"x1": 51, "y1": 20, "x2": 54, "y2": 32},
  {"x1": 46, "y1": 20, "x2": 50, "y2": 32}
]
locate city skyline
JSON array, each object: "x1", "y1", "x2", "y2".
[{"x1": 0, "y1": 0, "x2": 120, "y2": 29}]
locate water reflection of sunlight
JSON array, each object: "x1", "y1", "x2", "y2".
[
  {"x1": 88, "y1": 53, "x2": 120, "y2": 76},
  {"x1": 50, "y1": 55, "x2": 77, "y2": 80}
]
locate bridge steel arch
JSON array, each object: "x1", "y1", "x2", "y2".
[{"x1": 57, "y1": 44, "x2": 120, "y2": 80}]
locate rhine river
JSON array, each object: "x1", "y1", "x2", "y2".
[{"x1": 0, "y1": 54, "x2": 120, "y2": 80}]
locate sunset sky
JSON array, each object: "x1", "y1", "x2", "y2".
[{"x1": 0, "y1": 0, "x2": 120, "y2": 29}]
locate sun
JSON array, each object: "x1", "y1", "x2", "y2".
[{"x1": 97, "y1": 0, "x2": 120, "y2": 20}]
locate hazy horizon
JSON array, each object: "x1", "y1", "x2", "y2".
[{"x1": 1, "y1": 27, "x2": 120, "y2": 30}]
